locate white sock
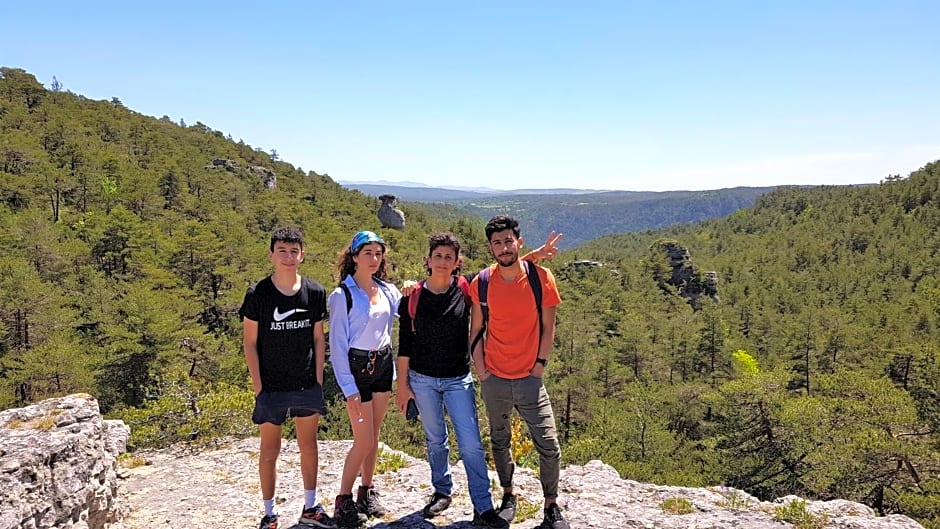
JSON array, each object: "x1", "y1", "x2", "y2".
[
  {"x1": 304, "y1": 489, "x2": 317, "y2": 509},
  {"x1": 263, "y1": 498, "x2": 276, "y2": 517}
]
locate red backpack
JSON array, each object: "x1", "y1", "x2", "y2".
[{"x1": 407, "y1": 275, "x2": 471, "y2": 333}]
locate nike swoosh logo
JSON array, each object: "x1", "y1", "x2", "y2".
[{"x1": 273, "y1": 307, "x2": 308, "y2": 322}]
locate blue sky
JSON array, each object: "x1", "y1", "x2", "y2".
[{"x1": 3, "y1": 1, "x2": 938, "y2": 191}]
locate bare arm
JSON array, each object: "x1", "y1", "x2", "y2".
[
  {"x1": 395, "y1": 294, "x2": 416, "y2": 413},
  {"x1": 531, "y1": 305, "x2": 557, "y2": 378},
  {"x1": 395, "y1": 356, "x2": 413, "y2": 414},
  {"x1": 469, "y1": 301, "x2": 489, "y2": 380},
  {"x1": 243, "y1": 318, "x2": 262, "y2": 395}
]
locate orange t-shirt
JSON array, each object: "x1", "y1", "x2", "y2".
[{"x1": 469, "y1": 263, "x2": 562, "y2": 379}]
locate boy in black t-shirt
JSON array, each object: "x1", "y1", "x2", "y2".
[{"x1": 240, "y1": 227, "x2": 336, "y2": 529}]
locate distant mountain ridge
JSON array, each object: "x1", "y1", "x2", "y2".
[
  {"x1": 340, "y1": 181, "x2": 612, "y2": 200},
  {"x1": 342, "y1": 181, "x2": 777, "y2": 247}
]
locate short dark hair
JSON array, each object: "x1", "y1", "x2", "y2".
[
  {"x1": 484, "y1": 215, "x2": 520, "y2": 242},
  {"x1": 426, "y1": 232, "x2": 462, "y2": 275},
  {"x1": 270, "y1": 226, "x2": 304, "y2": 251}
]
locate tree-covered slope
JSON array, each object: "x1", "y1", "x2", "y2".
[
  {"x1": 552, "y1": 163, "x2": 940, "y2": 526},
  {"x1": 0, "y1": 67, "x2": 483, "y2": 413}
]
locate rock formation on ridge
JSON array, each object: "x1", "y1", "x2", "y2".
[{"x1": 377, "y1": 194, "x2": 406, "y2": 230}]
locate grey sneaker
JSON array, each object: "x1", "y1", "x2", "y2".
[
  {"x1": 497, "y1": 493, "x2": 517, "y2": 522},
  {"x1": 356, "y1": 485, "x2": 386, "y2": 517},
  {"x1": 472, "y1": 508, "x2": 510, "y2": 529},
  {"x1": 540, "y1": 502, "x2": 570, "y2": 529},
  {"x1": 299, "y1": 503, "x2": 336, "y2": 528},
  {"x1": 422, "y1": 491, "x2": 452, "y2": 518}
]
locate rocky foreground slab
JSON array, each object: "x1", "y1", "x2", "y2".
[
  {"x1": 113, "y1": 439, "x2": 924, "y2": 529},
  {"x1": 0, "y1": 395, "x2": 926, "y2": 529}
]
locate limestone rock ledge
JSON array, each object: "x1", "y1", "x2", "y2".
[
  {"x1": 1, "y1": 395, "x2": 926, "y2": 529},
  {"x1": 0, "y1": 394, "x2": 129, "y2": 529},
  {"x1": 115, "y1": 437, "x2": 925, "y2": 529}
]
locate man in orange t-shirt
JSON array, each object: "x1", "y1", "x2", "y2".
[{"x1": 469, "y1": 215, "x2": 569, "y2": 529}]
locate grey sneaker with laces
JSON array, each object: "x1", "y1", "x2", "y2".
[
  {"x1": 422, "y1": 491, "x2": 452, "y2": 518},
  {"x1": 299, "y1": 503, "x2": 336, "y2": 528},
  {"x1": 472, "y1": 508, "x2": 510, "y2": 529},
  {"x1": 355, "y1": 485, "x2": 386, "y2": 517},
  {"x1": 541, "y1": 502, "x2": 570, "y2": 529},
  {"x1": 497, "y1": 493, "x2": 516, "y2": 522}
]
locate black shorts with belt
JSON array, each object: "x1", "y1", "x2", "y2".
[{"x1": 349, "y1": 345, "x2": 393, "y2": 402}]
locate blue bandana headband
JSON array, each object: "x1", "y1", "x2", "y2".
[{"x1": 350, "y1": 230, "x2": 385, "y2": 253}]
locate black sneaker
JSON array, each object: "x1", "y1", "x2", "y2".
[
  {"x1": 497, "y1": 493, "x2": 517, "y2": 522},
  {"x1": 356, "y1": 485, "x2": 387, "y2": 517},
  {"x1": 299, "y1": 503, "x2": 337, "y2": 528},
  {"x1": 540, "y1": 503, "x2": 569, "y2": 529},
  {"x1": 258, "y1": 514, "x2": 279, "y2": 529},
  {"x1": 421, "y1": 491, "x2": 452, "y2": 517},
  {"x1": 472, "y1": 508, "x2": 510, "y2": 529},
  {"x1": 333, "y1": 495, "x2": 365, "y2": 528}
]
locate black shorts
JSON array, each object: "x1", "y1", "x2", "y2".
[
  {"x1": 251, "y1": 385, "x2": 326, "y2": 426},
  {"x1": 349, "y1": 349, "x2": 393, "y2": 403}
]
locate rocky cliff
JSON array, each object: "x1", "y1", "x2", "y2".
[
  {"x1": 1, "y1": 396, "x2": 926, "y2": 529},
  {"x1": 652, "y1": 240, "x2": 720, "y2": 309},
  {"x1": 0, "y1": 394, "x2": 129, "y2": 529}
]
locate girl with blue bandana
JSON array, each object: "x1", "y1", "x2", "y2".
[{"x1": 327, "y1": 230, "x2": 402, "y2": 527}]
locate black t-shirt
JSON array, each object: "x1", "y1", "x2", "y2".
[
  {"x1": 239, "y1": 276, "x2": 327, "y2": 392},
  {"x1": 397, "y1": 274, "x2": 474, "y2": 378}
]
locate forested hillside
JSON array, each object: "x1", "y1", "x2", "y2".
[
  {"x1": 0, "y1": 67, "x2": 488, "y2": 414},
  {"x1": 3, "y1": 66, "x2": 940, "y2": 527},
  {"x1": 554, "y1": 163, "x2": 940, "y2": 527}
]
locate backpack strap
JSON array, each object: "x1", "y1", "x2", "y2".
[
  {"x1": 456, "y1": 274, "x2": 471, "y2": 297},
  {"x1": 339, "y1": 283, "x2": 353, "y2": 314},
  {"x1": 407, "y1": 280, "x2": 426, "y2": 332},
  {"x1": 524, "y1": 260, "x2": 544, "y2": 357},
  {"x1": 471, "y1": 267, "x2": 492, "y2": 353}
]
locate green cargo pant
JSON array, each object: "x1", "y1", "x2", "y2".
[{"x1": 480, "y1": 374, "x2": 561, "y2": 499}]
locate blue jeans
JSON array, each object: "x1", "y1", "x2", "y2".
[{"x1": 409, "y1": 370, "x2": 495, "y2": 514}]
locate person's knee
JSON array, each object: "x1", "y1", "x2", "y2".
[
  {"x1": 459, "y1": 444, "x2": 485, "y2": 462},
  {"x1": 297, "y1": 437, "x2": 319, "y2": 454},
  {"x1": 454, "y1": 432, "x2": 484, "y2": 454},
  {"x1": 425, "y1": 435, "x2": 448, "y2": 449},
  {"x1": 259, "y1": 446, "x2": 281, "y2": 464},
  {"x1": 533, "y1": 438, "x2": 560, "y2": 459},
  {"x1": 541, "y1": 446, "x2": 561, "y2": 461},
  {"x1": 350, "y1": 434, "x2": 375, "y2": 453},
  {"x1": 490, "y1": 428, "x2": 512, "y2": 450}
]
